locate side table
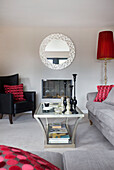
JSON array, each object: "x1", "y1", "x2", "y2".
[{"x1": 34, "y1": 103, "x2": 84, "y2": 148}]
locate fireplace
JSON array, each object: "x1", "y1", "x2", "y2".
[{"x1": 42, "y1": 79, "x2": 72, "y2": 99}]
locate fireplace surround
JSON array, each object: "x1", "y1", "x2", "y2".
[{"x1": 42, "y1": 79, "x2": 72, "y2": 99}]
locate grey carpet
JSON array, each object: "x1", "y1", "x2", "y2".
[{"x1": 0, "y1": 113, "x2": 114, "y2": 154}]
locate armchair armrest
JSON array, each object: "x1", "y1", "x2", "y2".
[
  {"x1": 24, "y1": 91, "x2": 36, "y2": 101},
  {"x1": 87, "y1": 92, "x2": 97, "y2": 101},
  {"x1": 0, "y1": 93, "x2": 14, "y2": 113},
  {"x1": 23, "y1": 91, "x2": 36, "y2": 110}
]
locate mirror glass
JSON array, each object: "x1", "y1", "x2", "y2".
[
  {"x1": 39, "y1": 33, "x2": 75, "y2": 70},
  {"x1": 45, "y1": 39, "x2": 69, "y2": 65}
]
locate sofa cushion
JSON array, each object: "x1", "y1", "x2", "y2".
[
  {"x1": 63, "y1": 150, "x2": 114, "y2": 170},
  {"x1": 94, "y1": 85, "x2": 113, "y2": 102},
  {"x1": 0, "y1": 145, "x2": 60, "y2": 170},
  {"x1": 103, "y1": 87, "x2": 114, "y2": 105},
  {"x1": 86, "y1": 101, "x2": 114, "y2": 116},
  {"x1": 95, "y1": 109, "x2": 114, "y2": 132},
  {"x1": 87, "y1": 92, "x2": 97, "y2": 101},
  {"x1": 4, "y1": 84, "x2": 26, "y2": 102}
]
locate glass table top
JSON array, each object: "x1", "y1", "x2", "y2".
[{"x1": 34, "y1": 103, "x2": 84, "y2": 118}]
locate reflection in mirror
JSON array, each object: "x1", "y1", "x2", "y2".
[
  {"x1": 39, "y1": 33, "x2": 75, "y2": 70},
  {"x1": 45, "y1": 39, "x2": 70, "y2": 64}
]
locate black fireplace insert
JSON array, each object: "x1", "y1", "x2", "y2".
[{"x1": 42, "y1": 79, "x2": 72, "y2": 99}]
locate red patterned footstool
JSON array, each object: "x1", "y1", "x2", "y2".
[{"x1": 0, "y1": 145, "x2": 60, "y2": 170}]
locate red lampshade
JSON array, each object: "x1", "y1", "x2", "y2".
[{"x1": 97, "y1": 31, "x2": 114, "y2": 60}]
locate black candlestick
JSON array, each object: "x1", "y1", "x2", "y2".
[
  {"x1": 72, "y1": 74, "x2": 78, "y2": 114},
  {"x1": 62, "y1": 80, "x2": 67, "y2": 113},
  {"x1": 69, "y1": 85, "x2": 74, "y2": 112}
]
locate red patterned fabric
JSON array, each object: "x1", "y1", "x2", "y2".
[
  {"x1": 4, "y1": 84, "x2": 26, "y2": 102},
  {"x1": 94, "y1": 85, "x2": 114, "y2": 102},
  {"x1": 0, "y1": 145, "x2": 60, "y2": 170}
]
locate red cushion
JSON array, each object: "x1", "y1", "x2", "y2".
[
  {"x1": 94, "y1": 85, "x2": 114, "y2": 102},
  {"x1": 4, "y1": 84, "x2": 26, "y2": 102},
  {"x1": 0, "y1": 145, "x2": 60, "y2": 170}
]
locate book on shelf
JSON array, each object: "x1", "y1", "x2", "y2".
[
  {"x1": 48, "y1": 124, "x2": 69, "y2": 136},
  {"x1": 49, "y1": 136, "x2": 70, "y2": 142},
  {"x1": 49, "y1": 127, "x2": 68, "y2": 134},
  {"x1": 49, "y1": 139, "x2": 69, "y2": 144},
  {"x1": 51, "y1": 123, "x2": 62, "y2": 129},
  {"x1": 48, "y1": 137, "x2": 70, "y2": 144},
  {"x1": 48, "y1": 123, "x2": 70, "y2": 144}
]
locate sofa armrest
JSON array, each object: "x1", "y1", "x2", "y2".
[
  {"x1": 0, "y1": 93, "x2": 14, "y2": 113},
  {"x1": 87, "y1": 92, "x2": 97, "y2": 101}
]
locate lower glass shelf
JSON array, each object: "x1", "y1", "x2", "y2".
[{"x1": 48, "y1": 123, "x2": 71, "y2": 145}]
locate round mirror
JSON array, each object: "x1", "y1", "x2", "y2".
[{"x1": 39, "y1": 33, "x2": 75, "y2": 70}]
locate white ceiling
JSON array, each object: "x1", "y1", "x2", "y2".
[{"x1": 0, "y1": 0, "x2": 114, "y2": 27}]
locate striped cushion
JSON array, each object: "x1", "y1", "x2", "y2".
[
  {"x1": 94, "y1": 85, "x2": 113, "y2": 102},
  {"x1": 4, "y1": 84, "x2": 26, "y2": 102}
]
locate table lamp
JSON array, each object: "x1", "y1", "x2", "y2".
[{"x1": 97, "y1": 31, "x2": 114, "y2": 85}]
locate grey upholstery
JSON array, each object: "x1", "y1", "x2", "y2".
[
  {"x1": 95, "y1": 109, "x2": 114, "y2": 131},
  {"x1": 87, "y1": 92, "x2": 97, "y2": 101},
  {"x1": 34, "y1": 151, "x2": 63, "y2": 170},
  {"x1": 86, "y1": 91, "x2": 114, "y2": 146},
  {"x1": 86, "y1": 101, "x2": 114, "y2": 116},
  {"x1": 34, "y1": 150, "x2": 114, "y2": 170},
  {"x1": 63, "y1": 150, "x2": 114, "y2": 170},
  {"x1": 103, "y1": 87, "x2": 114, "y2": 105}
]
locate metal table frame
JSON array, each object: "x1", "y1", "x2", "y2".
[{"x1": 34, "y1": 103, "x2": 84, "y2": 148}]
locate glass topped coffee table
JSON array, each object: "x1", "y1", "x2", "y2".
[{"x1": 34, "y1": 103, "x2": 84, "y2": 148}]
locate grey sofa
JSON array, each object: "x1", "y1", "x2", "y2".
[
  {"x1": 35, "y1": 150, "x2": 114, "y2": 170},
  {"x1": 86, "y1": 92, "x2": 114, "y2": 146}
]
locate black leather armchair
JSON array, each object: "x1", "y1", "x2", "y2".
[{"x1": 0, "y1": 74, "x2": 36, "y2": 124}]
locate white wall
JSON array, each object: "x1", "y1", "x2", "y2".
[{"x1": 0, "y1": 26, "x2": 114, "y2": 111}]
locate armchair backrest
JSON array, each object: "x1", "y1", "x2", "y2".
[{"x1": 0, "y1": 74, "x2": 19, "y2": 93}]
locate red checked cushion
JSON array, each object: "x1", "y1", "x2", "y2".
[
  {"x1": 94, "y1": 85, "x2": 114, "y2": 102},
  {"x1": 0, "y1": 145, "x2": 60, "y2": 170},
  {"x1": 4, "y1": 84, "x2": 26, "y2": 102}
]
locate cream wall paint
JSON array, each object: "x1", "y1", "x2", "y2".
[{"x1": 0, "y1": 26, "x2": 114, "y2": 111}]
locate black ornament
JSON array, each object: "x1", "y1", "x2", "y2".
[
  {"x1": 62, "y1": 80, "x2": 67, "y2": 113},
  {"x1": 72, "y1": 74, "x2": 78, "y2": 114},
  {"x1": 69, "y1": 85, "x2": 74, "y2": 112}
]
